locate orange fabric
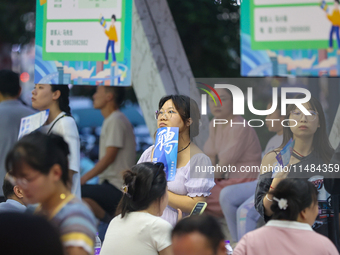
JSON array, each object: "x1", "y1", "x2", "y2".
[
  {"x1": 105, "y1": 25, "x2": 118, "y2": 42},
  {"x1": 327, "y1": 9, "x2": 340, "y2": 26}
]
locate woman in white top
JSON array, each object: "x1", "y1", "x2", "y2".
[
  {"x1": 31, "y1": 85, "x2": 81, "y2": 198},
  {"x1": 101, "y1": 162, "x2": 173, "y2": 255},
  {"x1": 138, "y1": 95, "x2": 215, "y2": 226}
]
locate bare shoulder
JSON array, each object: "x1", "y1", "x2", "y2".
[
  {"x1": 190, "y1": 143, "x2": 204, "y2": 156},
  {"x1": 261, "y1": 150, "x2": 279, "y2": 174}
]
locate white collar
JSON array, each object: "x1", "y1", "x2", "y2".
[{"x1": 266, "y1": 220, "x2": 313, "y2": 231}]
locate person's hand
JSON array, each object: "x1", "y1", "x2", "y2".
[
  {"x1": 177, "y1": 209, "x2": 183, "y2": 222},
  {"x1": 80, "y1": 176, "x2": 87, "y2": 186}
]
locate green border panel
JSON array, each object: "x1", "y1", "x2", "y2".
[
  {"x1": 250, "y1": 1, "x2": 333, "y2": 50},
  {"x1": 42, "y1": 1, "x2": 128, "y2": 61}
]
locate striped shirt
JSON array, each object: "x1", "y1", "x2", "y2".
[{"x1": 34, "y1": 195, "x2": 96, "y2": 254}]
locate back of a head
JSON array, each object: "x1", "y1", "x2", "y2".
[
  {"x1": 172, "y1": 214, "x2": 225, "y2": 253},
  {"x1": 51, "y1": 85, "x2": 71, "y2": 115},
  {"x1": 0, "y1": 212, "x2": 63, "y2": 255},
  {"x1": 105, "y1": 86, "x2": 125, "y2": 107},
  {"x1": 5, "y1": 132, "x2": 70, "y2": 186},
  {"x1": 0, "y1": 70, "x2": 20, "y2": 97},
  {"x1": 2, "y1": 177, "x2": 14, "y2": 200},
  {"x1": 116, "y1": 162, "x2": 167, "y2": 217},
  {"x1": 269, "y1": 178, "x2": 318, "y2": 221}
]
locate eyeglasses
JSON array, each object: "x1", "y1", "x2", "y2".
[
  {"x1": 6, "y1": 173, "x2": 41, "y2": 188},
  {"x1": 155, "y1": 109, "x2": 177, "y2": 120},
  {"x1": 290, "y1": 109, "x2": 318, "y2": 121}
]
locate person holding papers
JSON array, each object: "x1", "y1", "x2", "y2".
[
  {"x1": 138, "y1": 95, "x2": 215, "y2": 226},
  {"x1": 31, "y1": 84, "x2": 81, "y2": 198},
  {"x1": 255, "y1": 95, "x2": 335, "y2": 240}
]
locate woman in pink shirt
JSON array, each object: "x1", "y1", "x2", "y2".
[
  {"x1": 203, "y1": 88, "x2": 262, "y2": 217},
  {"x1": 234, "y1": 178, "x2": 338, "y2": 255}
]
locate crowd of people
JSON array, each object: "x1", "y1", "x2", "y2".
[{"x1": 1, "y1": 69, "x2": 340, "y2": 255}]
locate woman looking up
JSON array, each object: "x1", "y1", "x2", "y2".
[{"x1": 138, "y1": 95, "x2": 215, "y2": 226}]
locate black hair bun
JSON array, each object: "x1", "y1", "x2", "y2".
[{"x1": 50, "y1": 134, "x2": 70, "y2": 157}]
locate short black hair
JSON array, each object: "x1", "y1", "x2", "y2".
[
  {"x1": 2, "y1": 178, "x2": 14, "y2": 200},
  {"x1": 6, "y1": 132, "x2": 70, "y2": 186},
  {"x1": 112, "y1": 14, "x2": 116, "y2": 21},
  {"x1": 105, "y1": 86, "x2": 125, "y2": 107},
  {"x1": 0, "y1": 70, "x2": 21, "y2": 97},
  {"x1": 159, "y1": 95, "x2": 201, "y2": 138},
  {"x1": 172, "y1": 215, "x2": 225, "y2": 253},
  {"x1": 0, "y1": 212, "x2": 64, "y2": 255},
  {"x1": 336, "y1": 0, "x2": 339, "y2": 3}
]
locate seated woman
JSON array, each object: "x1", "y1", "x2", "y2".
[
  {"x1": 5, "y1": 132, "x2": 96, "y2": 255},
  {"x1": 204, "y1": 88, "x2": 261, "y2": 218},
  {"x1": 255, "y1": 95, "x2": 335, "y2": 240},
  {"x1": 234, "y1": 179, "x2": 338, "y2": 255},
  {"x1": 100, "y1": 162, "x2": 173, "y2": 255},
  {"x1": 138, "y1": 95, "x2": 215, "y2": 226}
]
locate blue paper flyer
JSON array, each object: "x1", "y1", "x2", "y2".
[
  {"x1": 152, "y1": 127, "x2": 179, "y2": 182},
  {"x1": 276, "y1": 138, "x2": 295, "y2": 167},
  {"x1": 18, "y1": 110, "x2": 49, "y2": 140},
  {"x1": 272, "y1": 138, "x2": 295, "y2": 178}
]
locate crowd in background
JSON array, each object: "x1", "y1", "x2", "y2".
[{"x1": 0, "y1": 69, "x2": 340, "y2": 255}]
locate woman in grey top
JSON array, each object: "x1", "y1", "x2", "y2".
[{"x1": 255, "y1": 95, "x2": 334, "y2": 240}]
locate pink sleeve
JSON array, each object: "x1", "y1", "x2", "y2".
[
  {"x1": 233, "y1": 235, "x2": 247, "y2": 255},
  {"x1": 218, "y1": 126, "x2": 253, "y2": 166}
]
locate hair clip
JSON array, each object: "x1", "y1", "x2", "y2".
[
  {"x1": 273, "y1": 197, "x2": 288, "y2": 210},
  {"x1": 122, "y1": 185, "x2": 131, "y2": 198}
]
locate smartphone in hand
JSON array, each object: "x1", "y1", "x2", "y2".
[{"x1": 190, "y1": 202, "x2": 207, "y2": 216}]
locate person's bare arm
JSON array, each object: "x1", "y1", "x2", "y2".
[
  {"x1": 259, "y1": 152, "x2": 280, "y2": 217},
  {"x1": 168, "y1": 192, "x2": 206, "y2": 214},
  {"x1": 81, "y1": 147, "x2": 119, "y2": 185},
  {"x1": 159, "y1": 246, "x2": 173, "y2": 255}
]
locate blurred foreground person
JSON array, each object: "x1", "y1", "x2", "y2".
[
  {"x1": 234, "y1": 179, "x2": 338, "y2": 255},
  {"x1": 0, "y1": 212, "x2": 63, "y2": 255},
  {"x1": 100, "y1": 162, "x2": 173, "y2": 255},
  {"x1": 6, "y1": 132, "x2": 96, "y2": 255},
  {"x1": 0, "y1": 173, "x2": 26, "y2": 213},
  {"x1": 0, "y1": 70, "x2": 35, "y2": 202},
  {"x1": 172, "y1": 214, "x2": 226, "y2": 255}
]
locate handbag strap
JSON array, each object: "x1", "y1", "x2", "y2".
[{"x1": 47, "y1": 115, "x2": 66, "y2": 135}]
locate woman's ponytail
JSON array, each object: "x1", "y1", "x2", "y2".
[{"x1": 51, "y1": 85, "x2": 71, "y2": 116}]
